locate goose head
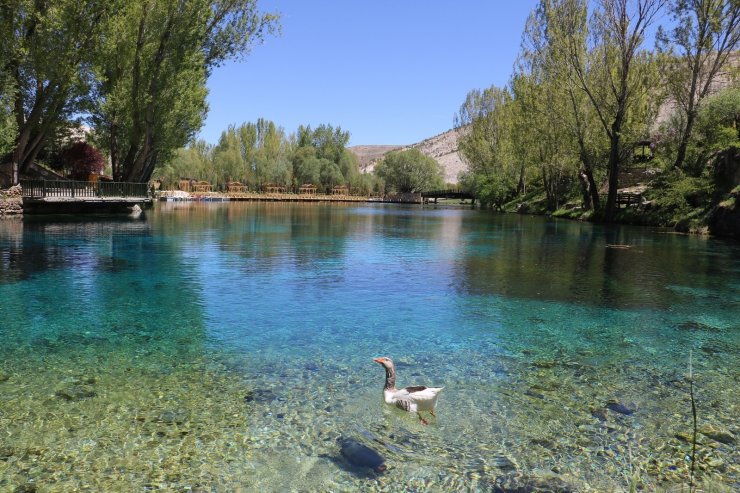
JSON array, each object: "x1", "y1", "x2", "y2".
[
  {"x1": 373, "y1": 357, "x2": 397, "y2": 390},
  {"x1": 373, "y1": 356, "x2": 394, "y2": 369}
]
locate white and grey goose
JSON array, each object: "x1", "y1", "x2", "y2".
[{"x1": 373, "y1": 356, "x2": 444, "y2": 425}]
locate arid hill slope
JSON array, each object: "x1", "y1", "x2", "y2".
[{"x1": 350, "y1": 126, "x2": 469, "y2": 184}]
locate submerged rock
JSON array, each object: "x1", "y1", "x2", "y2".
[
  {"x1": 56, "y1": 385, "x2": 96, "y2": 401},
  {"x1": 606, "y1": 400, "x2": 635, "y2": 415},
  {"x1": 676, "y1": 321, "x2": 720, "y2": 332},
  {"x1": 699, "y1": 425, "x2": 735, "y2": 445},
  {"x1": 157, "y1": 409, "x2": 189, "y2": 425},
  {"x1": 0, "y1": 371, "x2": 9, "y2": 382},
  {"x1": 590, "y1": 407, "x2": 608, "y2": 422},
  {"x1": 243, "y1": 388, "x2": 275, "y2": 403},
  {"x1": 339, "y1": 437, "x2": 387, "y2": 473},
  {"x1": 493, "y1": 469, "x2": 573, "y2": 492},
  {"x1": 490, "y1": 455, "x2": 518, "y2": 472},
  {"x1": 0, "y1": 446, "x2": 14, "y2": 460}
]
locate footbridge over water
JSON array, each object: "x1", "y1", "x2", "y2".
[{"x1": 421, "y1": 189, "x2": 476, "y2": 205}]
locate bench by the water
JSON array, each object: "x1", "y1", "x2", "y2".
[{"x1": 616, "y1": 192, "x2": 643, "y2": 208}]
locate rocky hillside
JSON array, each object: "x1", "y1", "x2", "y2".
[{"x1": 350, "y1": 126, "x2": 469, "y2": 184}]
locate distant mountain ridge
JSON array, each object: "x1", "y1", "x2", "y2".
[{"x1": 350, "y1": 126, "x2": 469, "y2": 184}]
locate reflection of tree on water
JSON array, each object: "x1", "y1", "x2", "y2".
[
  {"x1": 0, "y1": 215, "x2": 207, "y2": 362},
  {"x1": 456, "y1": 214, "x2": 734, "y2": 310}
]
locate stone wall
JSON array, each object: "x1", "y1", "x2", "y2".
[{"x1": 0, "y1": 185, "x2": 23, "y2": 216}]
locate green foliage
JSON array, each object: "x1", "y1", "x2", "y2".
[
  {"x1": 156, "y1": 140, "x2": 212, "y2": 189},
  {"x1": 292, "y1": 146, "x2": 320, "y2": 185},
  {"x1": 374, "y1": 148, "x2": 444, "y2": 193},
  {"x1": 0, "y1": 89, "x2": 15, "y2": 159},
  {"x1": 154, "y1": 119, "x2": 376, "y2": 194},
  {"x1": 0, "y1": 0, "x2": 112, "y2": 180},
  {"x1": 695, "y1": 87, "x2": 740, "y2": 153},
  {"x1": 291, "y1": 124, "x2": 359, "y2": 190},
  {"x1": 456, "y1": 85, "x2": 522, "y2": 209},
  {"x1": 0, "y1": 0, "x2": 278, "y2": 183},
  {"x1": 656, "y1": 0, "x2": 740, "y2": 169},
  {"x1": 646, "y1": 169, "x2": 715, "y2": 224}
]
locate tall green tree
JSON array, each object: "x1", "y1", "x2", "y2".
[
  {"x1": 657, "y1": 0, "x2": 740, "y2": 170},
  {"x1": 565, "y1": 0, "x2": 666, "y2": 221},
  {"x1": 518, "y1": 0, "x2": 607, "y2": 210},
  {"x1": 1, "y1": 0, "x2": 111, "y2": 184},
  {"x1": 212, "y1": 125, "x2": 248, "y2": 185},
  {"x1": 374, "y1": 148, "x2": 444, "y2": 194},
  {"x1": 93, "y1": 0, "x2": 278, "y2": 183}
]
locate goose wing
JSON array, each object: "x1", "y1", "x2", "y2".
[
  {"x1": 403, "y1": 385, "x2": 444, "y2": 404},
  {"x1": 392, "y1": 386, "x2": 444, "y2": 408}
]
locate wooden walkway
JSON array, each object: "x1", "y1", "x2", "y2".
[
  {"x1": 421, "y1": 189, "x2": 476, "y2": 204},
  {"x1": 161, "y1": 191, "x2": 371, "y2": 203}
]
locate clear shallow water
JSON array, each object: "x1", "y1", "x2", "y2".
[{"x1": 0, "y1": 202, "x2": 738, "y2": 492}]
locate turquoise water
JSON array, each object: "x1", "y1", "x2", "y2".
[{"x1": 0, "y1": 202, "x2": 738, "y2": 492}]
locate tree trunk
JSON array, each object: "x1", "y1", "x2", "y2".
[
  {"x1": 578, "y1": 169, "x2": 593, "y2": 210},
  {"x1": 673, "y1": 109, "x2": 697, "y2": 170},
  {"x1": 586, "y1": 166, "x2": 600, "y2": 210},
  {"x1": 605, "y1": 132, "x2": 621, "y2": 222}
]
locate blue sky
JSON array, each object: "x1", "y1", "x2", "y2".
[{"x1": 200, "y1": 1, "x2": 539, "y2": 146}]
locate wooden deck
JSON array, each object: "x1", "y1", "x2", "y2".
[{"x1": 20, "y1": 180, "x2": 152, "y2": 213}]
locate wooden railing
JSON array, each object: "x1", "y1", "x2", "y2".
[
  {"x1": 421, "y1": 189, "x2": 475, "y2": 199},
  {"x1": 21, "y1": 180, "x2": 150, "y2": 199}
]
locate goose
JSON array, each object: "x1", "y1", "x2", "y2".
[{"x1": 373, "y1": 356, "x2": 443, "y2": 425}]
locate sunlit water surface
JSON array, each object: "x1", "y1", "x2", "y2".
[{"x1": 0, "y1": 202, "x2": 738, "y2": 492}]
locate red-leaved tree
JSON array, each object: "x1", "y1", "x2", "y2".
[{"x1": 60, "y1": 142, "x2": 106, "y2": 180}]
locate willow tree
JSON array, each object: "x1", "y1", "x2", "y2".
[
  {"x1": 92, "y1": 0, "x2": 279, "y2": 183},
  {"x1": 1, "y1": 0, "x2": 111, "y2": 184},
  {"x1": 566, "y1": 0, "x2": 666, "y2": 221},
  {"x1": 657, "y1": 0, "x2": 740, "y2": 170}
]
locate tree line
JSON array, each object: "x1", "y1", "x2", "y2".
[
  {"x1": 456, "y1": 0, "x2": 740, "y2": 222},
  {"x1": 157, "y1": 121, "x2": 383, "y2": 194},
  {"x1": 0, "y1": 0, "x2": 279, "y2": 185},
  {"x1": 157, "y1": 120, "x2": 447, "y2": 196}
]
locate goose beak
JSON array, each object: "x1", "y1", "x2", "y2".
[{"x1": 373, "y1": 358, "x2": 383, "y2": 364}]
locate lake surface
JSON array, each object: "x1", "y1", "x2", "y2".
[{"x1": 0, "y1": 202, "x2": 738, "y2": 492}]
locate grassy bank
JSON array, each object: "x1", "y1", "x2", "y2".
[{"x1": 503, "y1": 157, "x2": 740, "y2": 241}]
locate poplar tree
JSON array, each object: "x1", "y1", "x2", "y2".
[
  {"x1": 657, "y1": 0, "x2": 740, "y2": 170},
  {"x1": 565, "y1": 0, "x2": 666, "y2": 221},
  {"x1": 518, "y1": 0, "x2": 607, "y2": 210},
  {"x1": 93, "y1": 0, "x2": 279, "y2": 183}
]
